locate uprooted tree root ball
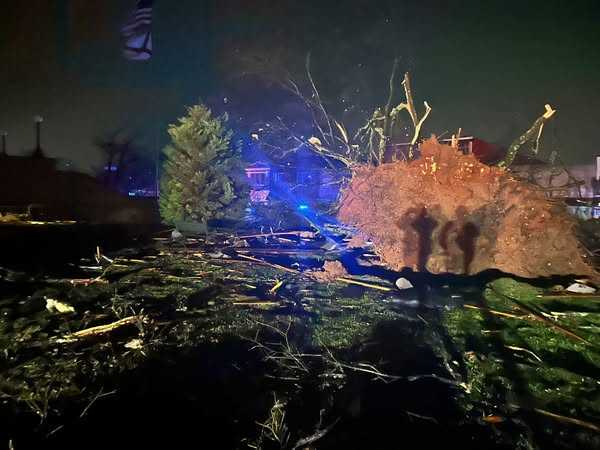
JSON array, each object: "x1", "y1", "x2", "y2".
[{"x1": 338, "y1": 137, "x2": 596, "y2": 279}]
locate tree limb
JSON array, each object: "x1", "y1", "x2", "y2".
[{"x1": 498, "y1": 104, "x2": 556, "y2": 169}]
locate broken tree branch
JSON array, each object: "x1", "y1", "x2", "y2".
[
  {"x1": 490, "y1": 286, "x2": 592, "y2": 345},
  {"x1": 464, "y1": 303, "x2": 529, "y2": 320},
  {"x1": 237, "y1": 230, "x2": 316, "y2": 239},
  {"x1": 532, "y1": 407, "x2": 600, "y2": 433},
  {"x1": 56, "y1": 315, "x2": 146, "y2": 343},
  {"x1": 235, "y1": 254, "x2": 300, "y2": 274},
  {"x1": 305, "y1": 52, "x2": 335, "y2": 147},
  {"x1": 411, "y1": 101, "x2": 432, "y2": 147},
  {"x1": 381, "y1": 59, "x2": 400, "y2": 163},
  {"x1": 498, "y1": 104, "x2": 556, "y2": 169},
  {"x1": 336, "y1": 277, "x2": 393, "y2": 291}
]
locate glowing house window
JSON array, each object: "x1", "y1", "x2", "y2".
[{"x1": 245, "y1": 163, "x2": 271, "y2": 188}]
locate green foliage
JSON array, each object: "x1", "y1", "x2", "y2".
[
  {"x1": 442, "y1": 277, "x2": 600, "y2": 428},
  {"x1": 159, "y1": 104, "x2": 247, "y2": 226}
]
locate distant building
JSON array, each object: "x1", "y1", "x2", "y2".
[
  {"x1": 0, "y1": 152, "x2": 158, "y2": 223},
  {"x1": 245, "y1": 162, "x2": 271, "y2": 203},
  {"x1": 244, "y1": 146, "x2": 339, "y2": 205},
  {"x1": 390, "y1": 136, "x2": 599, "y2": 197},
  {"x1": 245, "y1": 162, "x2": 271, "y2": 188},
  {"x1": 509, "y1": 162, "x2": 595, "y2": 199}
]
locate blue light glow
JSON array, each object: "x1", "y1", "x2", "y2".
[{"x1": 298, "y1": 204, "x2": 309, "y2": 211}]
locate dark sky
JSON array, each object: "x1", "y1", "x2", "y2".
[{"x1": 1, "y1": 0, "x2": 599, "y2": 173}]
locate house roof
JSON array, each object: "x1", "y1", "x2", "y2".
[
  {"x1": 246, "y1": 161, "x2": 270, "y2": 169},
  {"x1": 245, "y1": 161, "x2": 271, "y2": 174}
]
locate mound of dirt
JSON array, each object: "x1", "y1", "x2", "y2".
[
  {"x1": 338, "y1": 137, "x2": 595, "y2": 279},
  {"x1": 310, "y1": 260, "x2": 349, "y2": 282}
]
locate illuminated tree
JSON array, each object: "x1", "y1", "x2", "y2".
[{"x1": 159, "y1": 104, "x2": 247, "y2": 227}]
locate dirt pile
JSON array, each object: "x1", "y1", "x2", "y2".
[
  {"x1": 310, "y1": 260, "x2": 349, "y2": 282},
  {"x1": 338, "y1": 137, "x2": 595, "y2": 279}
]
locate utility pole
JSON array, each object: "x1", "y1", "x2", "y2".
[{"x1": 1, "y1": 132, "x2": 6, "y2": 155}]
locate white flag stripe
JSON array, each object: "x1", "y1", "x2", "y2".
[
  {"x1": 121, "y1": 0, "x2": 153, "y2": 60},
  {"x1": 128, "y1": 14, "x2": 151, "y2": 23},
  {"x1": 128, "y1": 15, "x2": 151, "y2": 23},
  {"x1": 121, "y1": 6, "x2": 153, "y2": 36},
  {"x1": 131, "y1": 11, "x2": 152, "y2": 19},
  {"x1": 122, "y1": 22, "x2": 151, "y2": 35},
  {"x1": 122, "y1": 19, "x2": 151, "y2": 27}
]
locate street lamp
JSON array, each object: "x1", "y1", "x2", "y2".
[{"x1": 34, "y1": 115, "x2": 44, "y2": 153}]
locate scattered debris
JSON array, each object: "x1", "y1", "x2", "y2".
[
  {"x1": 56, "y1": 315, "x2": 146, "y2": 343},
  {"x1": 2, "y1": 226, "x2": 600, "y2": 448},
  {"x1": 45, "y1": 298, "x2": 75, "y2": 314},
  {"x1": 566, "y1": 282, "x2": 596, "y2": 294},
  {"x1": 269, "y1": 279, "x2": 284, "y2": 294},
  {"x1": 481, "y1": 415, "x2": 505, "y2": 424},
  {"x1": 124, "y1": 338, "x2": 144, "y2": 350},
  {"x1": 532, "y1": 407, "x2": 600, "y2": 433},
  {"x1": 0, "y1": 213, "x2": 24, "y2": 223},
  {"x1": 234, "y1": 253, "x2": 299, "y2": 273},
  {"x1": 336, "y1": 277, "x2": 393, "y2": 291},
  {"x1": 395, "y1": 277, "x2": 414, "y2": 290},
  {"x1": 207, "y1": 251, "x2": 228, "y2": 259},
  {"x1": 238, "y1": 230, "x2": 316, "y2": 239},
  {"x1": 505, "y1": 345, "x2": 543, "y2": 363},
  {"x1": 310, "y1": 261, "x2": 349, "y2": 282},
  {"x1": 292, "y1": 417, "x2": 340, "y2": 449}
]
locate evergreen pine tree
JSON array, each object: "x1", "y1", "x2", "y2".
[{"x1": 159, "y1": 104, "x2": 247, "y2": 226}]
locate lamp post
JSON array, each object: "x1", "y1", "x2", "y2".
[
  {"x1": 593, "y1": 155, "x2": 600, "y2": 216},
  {"x1": 34, "y1": 116, "x2": 44, "y2": 154}
]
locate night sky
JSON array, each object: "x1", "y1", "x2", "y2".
[{"x1": 1, "y1": 0, "x2": 599, "y2": 173}]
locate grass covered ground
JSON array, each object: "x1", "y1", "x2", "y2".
[{"x1": 1, "y1": 230, "x2": 599, "y2": 449}]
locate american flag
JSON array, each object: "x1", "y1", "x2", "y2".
[{"x1": 121, "y1": 0, "x2": 153, "y2": 61}]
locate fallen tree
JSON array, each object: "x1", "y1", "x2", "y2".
[
  {"x1": 338, "y1": 137, "x2": 596, "y2": 279},
  {"x1": 251, "y1": 59, "x2": 595, "y2": 279}
]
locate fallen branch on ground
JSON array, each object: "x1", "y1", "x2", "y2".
[
  {"x1": 537, "y1": 294, "x2": 600, "y2": 300},
  {"x1": 80, "y1": 388, "x2": 117, "y2": 418},
  {"x1": 269, "y1": 280, "x2": 284, "y2": 294},
  {"x1": 237, "y1": 230, "x2": 316, "y2": 239},
  {"x1": 532, "y1": 407, "x2": 600, "y2": 433},
  {"x1": 231, "y1": 254, "x2": 300, "y2": 274},
  {"x1": 490, "y1": 287, "x2": 592, "y2": 345},
  {"x1": 56, "y1": 315, "x2": 146, "y2": 343},
  {"x1": 464, "y1": 304, "x2": 529, "y2": 320},
  {"x1": 508, "y1": 403, "x2": 600, "y2": 433},
  {"x1": 505, "y1": 345, "x2": 543, "y2": 363},
  {"x1": 293, "y1": 417, "x2": 340, "y2": 450},
  {"x1": 337, "y1": 277, "x2": 393, "y2": 291}
]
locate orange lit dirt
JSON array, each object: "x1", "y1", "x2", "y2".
[{"x1": 338, "y1": 138, "x2": 595, "y2": 279}]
